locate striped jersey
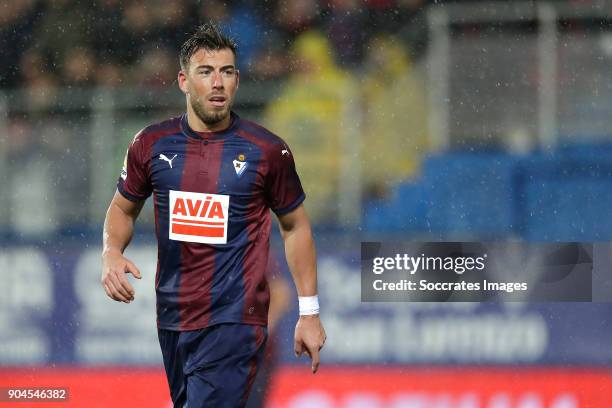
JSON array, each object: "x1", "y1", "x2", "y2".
[{"x1": 117, "y1": 112, "x2": 304, "y2": 331}]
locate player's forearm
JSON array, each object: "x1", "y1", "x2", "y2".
[
  {"x1": 282, "y1": 222, "x2": 318, "y2": 297},
  {"x1": 102, "y1": 201, "x2": 136, "y2": 257}
]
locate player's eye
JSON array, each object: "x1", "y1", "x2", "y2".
[
  {"x1": 222, "y1": 69, "x2": 235, "y2": 77},
  {"x1": 198, "y1": 69, "x2": 211, "y2": 76}
]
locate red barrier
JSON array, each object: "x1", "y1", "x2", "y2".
[
  {"x1": 0, "y1": 367, "x2": 170, "y2": 407},
  {"x1": 1, "y1": 367, "x2": 611, "y2": 407},
  {"x1": 267, "y1": 367, "x2": 612, "y2": 408}
]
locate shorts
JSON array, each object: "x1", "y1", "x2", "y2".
[{"x1": 158, "y1": 323, "x2": 268, "y2": 408}]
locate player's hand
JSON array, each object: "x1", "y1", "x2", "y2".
[
  {"x1": 294, "y1": 314, "x2": 326, "y2": 373},
  {"x1": 101, "y1": 249, "x2": 142, "y2": 303}
]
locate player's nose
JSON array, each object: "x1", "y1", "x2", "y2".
[{"x1": 211, "y1": 72, "x2": 223, "y2": 88}]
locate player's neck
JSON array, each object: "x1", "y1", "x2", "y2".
[{"x1": 187, "y1": 108, "x2": 231, "y2": 133}]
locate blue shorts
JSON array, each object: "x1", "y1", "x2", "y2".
[{"x1": 158, "y1": 323, "x2": 268, "y2": 408}]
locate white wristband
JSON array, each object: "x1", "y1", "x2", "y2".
[{"x1": 298, "y1": 295, "x2": 320, "y2": 315}]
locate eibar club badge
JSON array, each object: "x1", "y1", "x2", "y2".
[{"x1": 233, "y1": 153, "x2": 248, "y2": 177}]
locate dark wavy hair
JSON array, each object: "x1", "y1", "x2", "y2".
[{"x1": 179, "y1": 23, "x2": 237, "y2": 70}]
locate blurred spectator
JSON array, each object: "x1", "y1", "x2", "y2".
[
  {"x1": 196, "y1": 0, "x2": 270, "y2": 75},
  {"x1": 131, "y1": 46, "x2": 175, "y2": 88},
  {"x1": 249, "y1": 33, "x2": 291, "y2": 80},
  {"x1": 60, "y1": 46, "x2": 96, "y2": 87},
  {"x1": 324, "y1": 0, "x2": 369, "y2": 69},
  {"x1": 91, "y1": 0, "x2": 190, "y2": 70},
  {"x1": 90, "y1": 0, "x2": 127, "y2": 64},
  {"x1": 0, "y1": 0, "x2": 40, "y2": 88},
  {"x1": 153, "y1": 0, "x2": 192, "y2": 49},
  {"x1": 95, "y1": 62, "x2": 124, "y2": 88},
  {"x1": 198, "y1": 0, "x2": 229, "y2": 23},
  {"x1": 265, "y1": 30, "x2": 357, "y2": 223},
  {"x1": 275, "y1": 0, "x2": 321, "y2": 45},
  {"x1": 19, "y1": 48, "x2": 59, "y2": 111},
  {"x1": 249, "y1": 4, "x2": 294, "y2": 81},
  {"x1": 117, "y1": 0, "x2": 158, "y2": 64},
  {"x1": 19, "y1": 47, "x2": 49, "y2": 84},
  {"x1": 0, "y1": 0, "x2": 432, "y2": 88},
  {"x1": 34, "y1": 0, "x2": 94, "y2": 70},
  {"x1": 23, "y1": 74, "x2": 59, "y2": 112},
  {"x1": 359, "y1": 35, "x2": 429, "y2": 199}
]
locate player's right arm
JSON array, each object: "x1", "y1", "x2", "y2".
[{"x1": 101, "y1": 191, "x2": 145, "y2": 303}]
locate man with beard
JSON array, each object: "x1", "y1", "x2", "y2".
[{"x1": 101, "y1": 23, "x2": 326, "y2": 407}]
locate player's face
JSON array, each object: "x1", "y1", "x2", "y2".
[{"x1": 180, "y1": 48, "x2": 239, "y2": 127}]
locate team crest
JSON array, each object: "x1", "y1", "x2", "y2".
[{"x1": 233, "y1": 154, "x2": 248, "y2": 177}]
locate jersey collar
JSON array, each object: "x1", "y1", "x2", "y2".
[{"x1": 181, "y1": 111, "x2": 240, "y2": 140}]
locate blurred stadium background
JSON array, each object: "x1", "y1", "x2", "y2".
[{"x1": 1, "y1": 0, "x2": 612, "y2": 407}]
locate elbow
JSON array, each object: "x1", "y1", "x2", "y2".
[
  {"x1": 281, "y1": 220, "x2": 313, "y2": 242},
  {"x1": 278, "y1": 205, "x2": 312, "y2": 240}
]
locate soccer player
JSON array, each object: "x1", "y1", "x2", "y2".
[{"x1": 101, "y1": 23, "x2": 326, "y2": 407}]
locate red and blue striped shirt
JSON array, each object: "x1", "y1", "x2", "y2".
[{"x1": 117, "y1": 112, "x2": 304, "y2": 331}]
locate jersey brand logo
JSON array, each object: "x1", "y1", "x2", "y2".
[
  {"x1": 169, "y1": 190, "x2": 229, "y2": 244},
  {"x1": 281, "y1": 148, "x2": 290, "y2": 157},
  {"x1": 159, "y1": 154, "x2": 177, "y2": 168}
]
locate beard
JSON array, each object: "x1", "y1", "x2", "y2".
[{"x1": 190, "y1": 94, "x2": 231, "y2": 126}]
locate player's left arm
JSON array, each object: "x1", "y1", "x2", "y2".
[{"x1": 277, "y1": 204, "x2": 326, "y2": 373}]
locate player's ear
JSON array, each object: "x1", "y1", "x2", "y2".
[
  {"x1": 178, "y1": 70, "x2": 189, "y2": 94},
  {"x1": 235, "y1": 69, "x2": 240, "y2": 90}
]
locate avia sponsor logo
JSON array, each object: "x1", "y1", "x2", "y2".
[{"x1": 169, "y1": 190, "x2": 229, "y2": 244}]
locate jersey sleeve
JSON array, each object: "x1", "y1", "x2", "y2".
[
  {"x1": 264, "y1": 142, "x2": 305, "y2": 215},
  {"x1": 117, "y1": 132, "x2": 152, "y2": 202}
]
